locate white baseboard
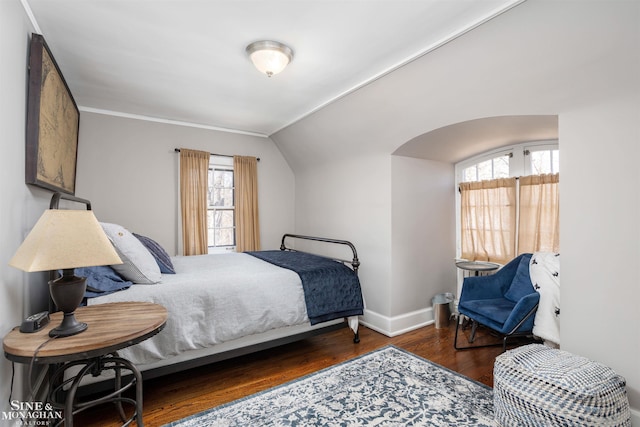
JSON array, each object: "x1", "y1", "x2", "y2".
[{"x1": 360, "y1": 307, "x2": 434, "y2": 337}]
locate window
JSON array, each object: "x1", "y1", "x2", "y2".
[
  {"x1": 459, "y1": 142, "x2": 559, "y2": 183},
  {"x1": 456, "y1": 141, "x2": 559, "y2": 262},
  {"x1": 207, "y1": 156, "x2": 235, "y2": 253},
  {"x1": 462, "y1": 153, "x2": 511, "y2": 182},
  {"x1": 525, "y1": 146, "x2": 559, "y2": 175}
]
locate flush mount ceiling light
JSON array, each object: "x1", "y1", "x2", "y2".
[{"x1": 246, "y1": 40, "x2": 293, "y2": 77}]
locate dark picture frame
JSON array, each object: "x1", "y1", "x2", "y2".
[{"x1": 26, "y1": 33, "x2": 80, "y2": 195}]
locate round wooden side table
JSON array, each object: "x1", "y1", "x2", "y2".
[{"x1": 3, "y1": 301, "x2": 167, "y2": 427}]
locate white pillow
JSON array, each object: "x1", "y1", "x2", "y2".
[{"x1": 100, "y1": 222, "x2": 161, "y2": 284}]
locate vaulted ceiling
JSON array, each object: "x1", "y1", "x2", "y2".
[
  {"x1": 394, "y1": 115, "x2": 558, "y2": 163},
  {"x1": 24, "y1": 0, "x2": 524, "y2": 137}
]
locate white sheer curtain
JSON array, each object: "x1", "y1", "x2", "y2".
[
  {"x1": 460, "y1": 178, "x2": 517, "y2": 264},
  {"x1": 460, "y1": 174, "x2": 560, "y2": 263},
  {"x1": 518, "y1": 173, "x2": 560, "y2": 254}
]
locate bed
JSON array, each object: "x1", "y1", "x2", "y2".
[{"x1": 48, "y1": 193, "x2": 364, "y2": 392}]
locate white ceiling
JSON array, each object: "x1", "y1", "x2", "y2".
[{"x1": 24, "y1": 0, "x2": 524, "y2": 137}]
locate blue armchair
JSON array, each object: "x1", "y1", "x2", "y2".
[{"x1": 454, "y1": 253, "x2": 540, "y2": 351}]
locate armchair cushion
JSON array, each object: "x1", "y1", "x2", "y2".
[
  {"x1": 461, "y1": 298, "x2": 515, "y2": 332},
  {"x1": 459, "y1": 255, "x2": 527, "y2": 302},
  {"x1": 504, "y1": 254, "x2": 534, "y2": 303}
]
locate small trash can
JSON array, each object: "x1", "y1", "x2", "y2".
[{"x1": 432, "y1": 292, "x2": 454, "y2": 328}]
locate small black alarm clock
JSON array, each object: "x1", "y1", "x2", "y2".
[{"x1": 20, "y1": 311, "x2": 50, "y2": 333}]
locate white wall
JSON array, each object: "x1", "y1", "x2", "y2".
[
  {"x1": 560, "y1": 93, "x2": 640, "y2": 413},
  {"x1": 0, "y1": 1, "x2": 53, "y2": 417},
  {"x1": 273, "y1": 0, "x2": 640, "y2": 419},
  {"x1": 291, "y1": 154, "x2": 393, "y2": 321},
  {"x1": 390, "y1": 156, "x2": 456, "y2": 334},
  {"x1": 75, "y1": 112, "x2": 295, "y2": 253}
]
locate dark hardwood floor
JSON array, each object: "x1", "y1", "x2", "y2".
[{"x1": 76, "y1": 320, "x2": 507, "y2": 426}]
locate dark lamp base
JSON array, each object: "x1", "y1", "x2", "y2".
[
  {"x1": 49, "y1": 313, "x2": 88, "y2": 337},
  {"x1": 49, "y1": 270, "x2": 88, "y2": 338}
]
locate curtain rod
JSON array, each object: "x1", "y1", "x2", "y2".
[{"x1": 174, "y1": 148, "x2": 260, "y2": 162}]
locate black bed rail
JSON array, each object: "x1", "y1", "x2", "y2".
[{"x1": 279, "y1": 233, "x2": 360, "y2": 273}]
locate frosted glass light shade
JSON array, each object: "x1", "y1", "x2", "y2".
[
  {"x1": 9, "y1": 209, "x2": 122, "y2": 272},
  {"x1": 246, "y1": 40, "x2": 293, "y2": 77}
]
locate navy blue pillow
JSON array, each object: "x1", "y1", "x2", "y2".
[{"x1": 133, "y1": 233, "x2": 176, "y2": 274}]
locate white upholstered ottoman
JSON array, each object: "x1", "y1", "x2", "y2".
[{"x1": 493, "y1": 344, "x2": 631, "y2": 426}]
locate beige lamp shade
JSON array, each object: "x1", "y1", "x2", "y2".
[{"x1": 9, "y1": 209, "x2": 122, "y2": 272}]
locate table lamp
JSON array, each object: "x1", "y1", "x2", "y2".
[{"x1": 9, "y1": 209, "x2": 122, "y2": 337}]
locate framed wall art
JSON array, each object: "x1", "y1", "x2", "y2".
[{"x1": 25, "y1": 33, "x2": 80, "y2": 195}]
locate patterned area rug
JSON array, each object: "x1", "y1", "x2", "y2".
[{"x1": 164, "y1": 346, "x2": 495, "y2": 426}]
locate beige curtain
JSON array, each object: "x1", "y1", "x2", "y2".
[
  {"x1": 180, "y1": 148, "x2": 209, "y2": 255},
  {"x1": 460, "y1": 178, "x2": 517, "y2": 264},
  {"x1": 518, "y1": 173, "x2": 560, "y2": 254},
  {"x1": 234, "y1": 156, "x2": 261, "y2": 252}
]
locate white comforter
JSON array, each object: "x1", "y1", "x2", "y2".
[{"x1": 88, "y1": 252, "x2": 309, "y2": 365}]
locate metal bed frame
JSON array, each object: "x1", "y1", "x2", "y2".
[{"x1": 280, "y1": 233, "x2": 360, "y2": 273}]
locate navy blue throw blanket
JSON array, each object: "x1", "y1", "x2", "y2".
[
  {"x1": 74, "y1": 266, "x2": 132, "y2": 298},
  {"x1": 246, "y1": 250, "x2": 364, "y2": 325}
]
